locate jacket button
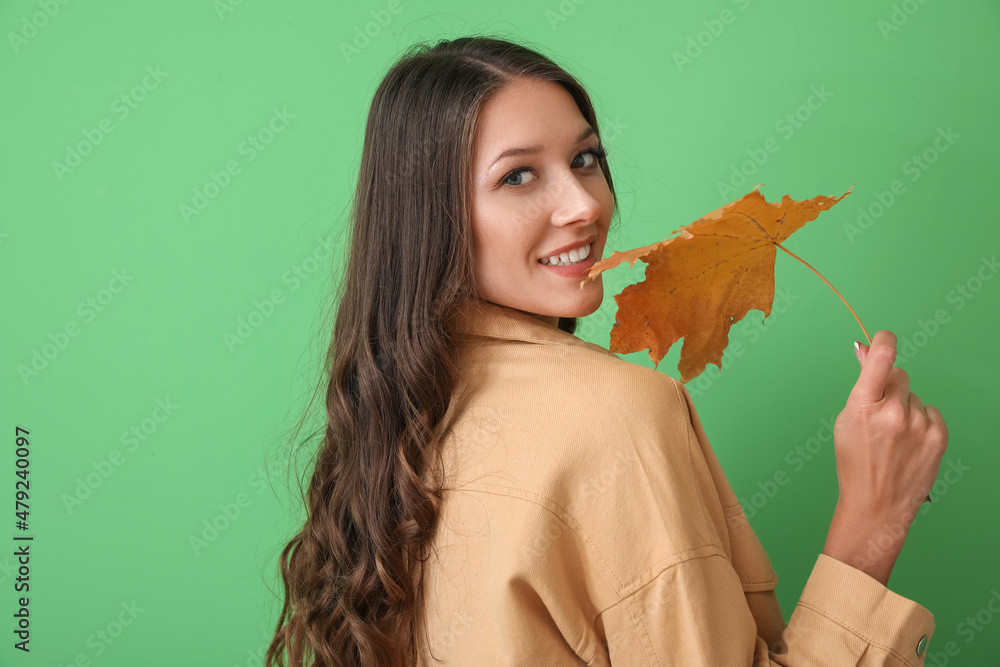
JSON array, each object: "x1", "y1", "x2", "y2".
[{"x1": 916, "y1": 635, "x2": 928, "y2": 656}]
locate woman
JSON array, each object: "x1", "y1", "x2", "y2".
[{"x1": 265, "y1": 36, "x2": 949, "y2": 666}]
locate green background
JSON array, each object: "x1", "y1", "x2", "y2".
[{"x1": 2, "y1": 0, "x2": 998, "y2": 664}]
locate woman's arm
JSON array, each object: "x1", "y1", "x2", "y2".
[
  {"x1": 822, "y1": 331, "x2": 948, "y2": 588},
  {"x1": 595, "y1": 549, "x2": 934, "y2": 665},
  {"x1": 592, "y1": 351, "x2": 942, "y2": 665}
]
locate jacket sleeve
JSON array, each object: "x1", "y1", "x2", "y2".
[
  {"x1": 595, "y1": 374, "x2": 936, "y2": 666},
  {"x1": 596, "y1": 550, "x2": 935, "y2": 666}
]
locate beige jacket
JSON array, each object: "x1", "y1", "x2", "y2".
[{"x1": 414, "y1": 297, "x2": 935, "y2": 666}]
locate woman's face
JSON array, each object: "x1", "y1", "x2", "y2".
[{"x1": 469, "y1": 77, "x2": 614, "y2": 327}]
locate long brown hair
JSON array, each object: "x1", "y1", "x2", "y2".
[{"x1": 265, "y1": 35, "x2": 619, "y2": 666}]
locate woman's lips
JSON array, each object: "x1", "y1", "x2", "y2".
[{"x1": 538, "y1": 252, "x2": 597, "y2": 277}]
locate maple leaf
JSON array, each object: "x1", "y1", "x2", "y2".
[{"x1": 580, "y1": 184, "x2": 856, "y2": 383}]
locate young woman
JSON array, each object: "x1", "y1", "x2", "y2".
[{"x1": 265, "y1": 36, "x2": 949, "y2": 666}]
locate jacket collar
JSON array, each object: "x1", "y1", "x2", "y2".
[{"x1": 448, "y1": 296, "x2": 609, "y2": 352}]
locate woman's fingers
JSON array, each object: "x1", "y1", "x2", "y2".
[
  {"x1": 851, "y1": 330, "x2": 898, "y2": 404},
  {"x1": 883, "y1": 366, "x2": 911, "y2": 408},
  {"x1": 924, "y1": 405, "x2": 949, "y2": 448}
]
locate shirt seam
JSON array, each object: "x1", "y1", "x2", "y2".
[
  {"x1": 667, "y1": 376, "x2": 778, "y2": 591},
  {"x1": 795, "y1": 600, "x2": 918, "y2": 667},
  {"x1": 590, "y1": 552, "x2": 775, "y2": 665},
  {"x1": 451, "y1": 482, "x2": 735, "y2": 597},
  {"x1": 589, "y1": 549, "x2": 732, "y2": 666},
  {"x1": 626, "y1": 589, "x2": 660, "y2": 665},
  {"x1": 722, "y1": 499, "x2": 747, "y2": 515},
  {"x1": 451, "y1": 482, "x2": 625, "y2": 590},
  {"x1": 593, "y1": 551, "x2": 733, "y2": 618},
  {"x1": 669, "y1": 376, "x2": 722, "y2": 567}
]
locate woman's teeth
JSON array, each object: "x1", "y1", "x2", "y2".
[{"x1": 539, "y1": 243, "x2": 591, "y2": 266}]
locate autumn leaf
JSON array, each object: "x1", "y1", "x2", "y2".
[
  {"x1": 580, "y1": 184, "x2": 856, "y2": 383},
  {"x1": 582, "y1": 184, "x2": 931, "y2": 504}
]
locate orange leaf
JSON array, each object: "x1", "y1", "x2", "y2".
[{"x1": 580, "y1": 184, "x2": 853, "y2": 383}]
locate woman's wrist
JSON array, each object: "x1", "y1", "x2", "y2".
[{"x1": 822, "y1": 501, "x2": 908, "y2": 587}]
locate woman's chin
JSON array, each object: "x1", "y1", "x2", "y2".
[
  {"x1": 478, "y1": 281, "x2": 604, "y2": 321},
  {"x1": 556, "y1": 287, "x2": 604, "y2": 319}
]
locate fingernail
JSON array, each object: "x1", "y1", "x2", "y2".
[{"x1": 854, "y1": 341, "x2": 862, "y2": 364}]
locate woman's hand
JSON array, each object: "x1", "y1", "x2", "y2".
[{"x1": 822, "y1": 330, "x2": 949, "y2": 585}]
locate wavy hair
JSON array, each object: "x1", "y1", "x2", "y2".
[{"x1": 264, "y1": 35, "x2": 619, "y2": 666}]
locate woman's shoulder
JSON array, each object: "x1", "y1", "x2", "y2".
[
  {"x1": 441, "y1": 335, "x2": 720, "y2": 601},
  {"x1": 491, "y1": 332, "x2": 691, "y2": 423},
  {"x1": 449, "y1": 332, "x2": 697, "y2": 495},
  {"x1": 449, "y1": 320, "x2": 696, "y2": 454}
]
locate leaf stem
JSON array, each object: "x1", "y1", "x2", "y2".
[{"x1": 775, "y1": 243, "x2": 872, "y2": 345}]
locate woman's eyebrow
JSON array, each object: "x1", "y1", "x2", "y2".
[{"x1": 488, "y1": 126, "x2": 595, "y2": 171}]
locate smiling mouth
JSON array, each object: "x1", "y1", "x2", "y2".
[{"x1": 538, "y1": 242, "x2": 592, "y2": 266}]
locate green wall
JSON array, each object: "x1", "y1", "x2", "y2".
[{"x1": 2, "y1": 0, "x2": 997, "y2": 664}]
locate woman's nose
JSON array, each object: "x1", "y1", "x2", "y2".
[{"x1": 548, "y1": 173, "x2": 602, "y2": 227}]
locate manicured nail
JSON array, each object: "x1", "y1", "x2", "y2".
[{"x1": 854, "y1": 341, "x2": 862, "y2": 364}]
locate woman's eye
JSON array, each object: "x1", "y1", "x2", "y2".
[
  {"x1": 572, "y1": 151, "x2": 597, "y2": 169},
  {"x1": 501, "y1": 147, "x2": 605, "y2": 188},
  {"x1": 502, "y1": 168, "x2": 535, "y2": 187},
  {"x1": 574, "y1": 146, "x2": 606, "y2": 169}
]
